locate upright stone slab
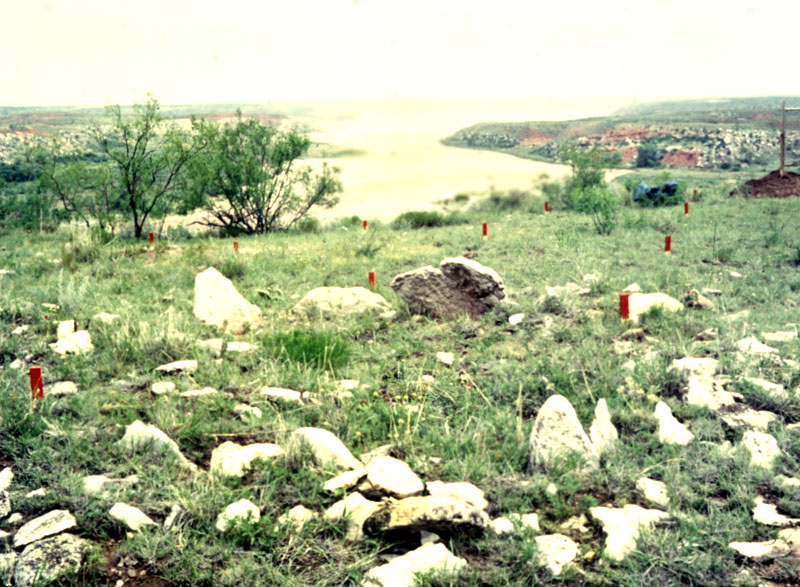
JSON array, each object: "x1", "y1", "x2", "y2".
[
  {"x1": 194, "y1": 267, "x2": 262, "y2": 334},
  {"x1": 528, "y1": 395, "x2": 597, "y2": 472}
]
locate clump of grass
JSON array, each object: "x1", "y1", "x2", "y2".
[
  {"x1": 391, "y1": 210, "x2": 469, "y2": 229},
  {"x1": 219, "y1": 257, "x2": 247, "y2": 280},
  {"x1": 262, "y1": 329, "x2": 350, "y2": 370},
  {"x1": 474, "y1": 188, "x2": 533, "y2": 212}
]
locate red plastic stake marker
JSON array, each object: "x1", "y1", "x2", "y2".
[
  {"x1": 30, "y1": 366, "x2": 44, "y2": 400},
  {"x1": 363, "y1": 220, "x2": 368, "y2": 231},
  {"x1": 619, "y1": 294, "x2": 630, "y2": 321},
  {"x1": 665, "y1": 235, "x2": 672, "y2": 255},
  {"x1": 693, "y1": 188, "x2": 697, "y2": 197},
  {"x1": 544, "y1": 201, "x2": 549, "y2": 214},
  {"x1": 148, "y1": 232, "x2": 154, "y2": 244},
  {"x1": 684, "y1": 201, "x2": 689, "y2": 215},
  {"x1": 233, "y1": 241, "x2": 239, "y2": 252},
  {"x1": 482, "y1": 222, "x2": 488, "y2": 241},
  {"x1": 368, "y1": 271, "x2": 376, "y2": 292}
]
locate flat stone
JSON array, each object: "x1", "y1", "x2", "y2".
[
  {"x1": 209, "y1": 441, "x2": 284, "y2": 478},
  {"x1": 11, "y1": 325, "x2": 28, "y2": 335},
  {"x1": 292, "y1": 286, "x2": 395, "y2": 320},
  {"x1": 14, "y1": 510, "x2": 77, "y2": 548},
  {"x1": 729, "y1": 271, "x2": 743, "y2": 278},
  {"x1": 670, "y1": 357, "x2": 718, "y2": 379},
  {"x1": 695, "y1": 328, "x2": 719, "y2": 341},
  {"x1": 363, "y1": 543, "x2": 467, "y2": 587},
  {"x1": 179, "y1": 387, "x2": 219, "y2": 398},
  {"x1": 742, "y1": 377, "x2": 787, "y2": 399},
  {"x1": 0, "y1": 467, "x2": 13, "y2": 491},
  {"x1": 528, "y1": 395, "x2": 597, "y2": 472},
  {"x1": 363, "y1": 495, "x2": 489, "y2": 536},
  {"x1": 233, "y1": 403, "x2": 263, "y2": 420},
  {"x1": 92, "y1": 312, "x2": 119, "y2": 324},
  {"x1": 154, "y1": 359, "x2": 197, "y2": 374},
  {"x1": 290, "y1": 427, "x2": 362, "y2": 472},
  {"x1": 194, "y1": 267, "x2": 263, "y2": 334},
  {"x1": 623, "y1": 283, "x2": 641, "y2": 293},
  {"x1": 324, "y1": 492, "x2": 382, "y2": 541},
  {"x1": 590, "y1": 505, "x2": 670, "y2": 562},
  {"x1": 82, "y1": 474, "x2": 139, "y2": 496},
  {"x1": 589, "y1": 399, "x2": 618, "y2": 457},
  {"x1": 489, "y1": 517, "x2": 515, "y2": 536},
  {"x1": 197, "y1": 338, "x2": 224, "y2": 357},
  {"x1": 261, "y1": 387, "x2": 307, "y2": 405},
  {"x1": 752, "y1": 496, "x2": 800, "y2": 526},
  {"x1": 151, "y1": 381, "x2": 177, "y2": 395},
  {"x1": 636, "y1": 478, "x2": 669, "y2": 508},
  {"x1": 56, "y1": 320, "x2": 76, "y2": 337},
  {"x1": 535, "y1": 534, "x2": 580, "y2": 575},
  {"x1": 742, "y1": 430, "x2": 781, "y2": 469},
  {"x1": 729, "y1": 540, "x2": 791, "y2": 559},
  {"x1": 215, "y1": 499, "x2": 260, "y2": 532},
  {"x1": 720, "y1": 408, "x2": 778, "y2": 431},
  {"x1": 736, "y1": 337, "x2": 778, "y2": 355},
  {"x1": 683, "y1": 289, "x2": 715, "y2": 310},
  {"x1": 654, "y1": 402, "x2": 694, "y2": 445},
  {"x1": 25, "y1": 487, "x2": 48, "y2": 499},
  {"x1": 44, "y1": 380, "x2": 78, "y2": 397},
  {"x1": 436, "y1": 351, "x2": 454, "y2": 366},
  {"x1": 276, "y1": 505, "x2": 315, "y2": 532},
  {"x1": 425, "y1": 481, "x2": 488, "y2": 510},
  {"x1": 701, "y1": 288, "x2": 723, "y2": 297},
  {"x1": 109, "y1": 503, "x2": 157, "y2": 532},
  {"x1": 50, "y1": 330, "x2": 93, "y2": 355},
  {"x1": 323, "y1": 468, "x2": 367, "y2": 493},
  {"x1": 226, "y1": 341, "x2": 253, "y2": 353},
  {"x1": 762, "y1": 331, "x2": 797, "y2": 344},
  {"x1": 361, "y1": 456, "x2": 424, "y2": 499},
  {"x1": 14, "y1": 533, "x2": 90, "y2": 587},
  {"x1": 508, "y1": 313, "x2": 525, "y2": 326},
  {"x1": 628, "y1": 292, "x2": 683, "y2": 320},
  {"x1": 118, "y1": 420, "x2": 197, "y2": 472},
  {"x1": 778, "y1": 528, "x2": 800, "y2": 545},
  {"x1": 684, "y1": 376, "x2": 736, "y2": 411}
]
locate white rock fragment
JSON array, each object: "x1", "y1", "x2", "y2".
[
  {"x1": 324, "y1": 492, "x2": 382, "y2": 541},
  {"x1": 50, "y1": 330, "x2": 93, "y2": 355},
  {"x1": 489, "y1": 517, "x2": 515, "y2": 536},
  {"x1": 508, "y1": 313, "x2": 525, "y2": 326},
  {"x1": 729, "y1": 540, "x2": 790, "y2": 559},
  {"x1": 426, "y1": 481, "x2": 488, "y2": 510},
  {"x1": 636, "y1": 478, "x2": 670, "y2": 508},
  {"x1": 736, "y1": 337, "x2": 778, "y2": 356},
  {"x1": 729, "y1": 271, "x2": 743, "y2": 278},
  {"x1": 762, "y1": 330, "x2": 797, "y2": 344},
  {"x1": 234, "y1": 403, "x2": 262, "y2": 420},
  {"x1": 163, "y1": 504, "x2": 184, "y2": 531},
  {"x1": 180, "y1": 387, "x2": 219, "y2": 398},
  {"x1": 226, "y1": 341, "x2": 253, "y2": 353},
  {"x1": 627, "y1": 292, "x2": 683, "y2": 322},
  {"x1": 590, "y1": 505, "x2": 670, "y2": 562},
  {"x1": 93, "y1": 312, "x2": 119, "y2": 324},
  {"x1": 323, "y1": 468, "x2": 367, "y2": 493},
  {"x1": 742, "y1": 377, "x2": 787, "y2": 399},
  {"x1": 752, "y1": 496, "x2": 800, "y2": 527},
  {"x1": 9, "y1": 359, "x2": 23, "y2": 370},
  {"x1": 24, "y1": 488, "x2": 48, "y2": 499},
  {"x1": 154, "y1": 360, "x2": 197, "y2": 374},
  {"x1": 654, "y1": 402, "x2": 694, "y2": 445},
  {"x1": 56, "y1": 320, "x2": 76, "y2": 338},
  {"x1": 535, "y1": 534, "x2": 580, "y2": 576},
  {"x1": 276, "y1": 505, "x2": 315, "y2": 531},
  {"x1": 14, "y1": 510, "x2": 77, "y2": 548},
  {"x1": 118, "y1": 420, "x2": 197, "y2": 472},
  {"x1": 528, "y1": 395, "x2": 597, "y2": 472},
  {"x1": 0, "y1": 467, "x2": 13, "y2": 492},
  {"x1": 215, "y1": 499, "x2": 261, "y2": 533},
  {"x1": 720, "y1": 408, "x2": 778, "y2": 431},
  {"x1": 742, "y1": 430, "x2": 781, "y2": 469},
  {"x1": 109, "y1": 503, "x2": 157, "y2": 532},
  {"x1": 778, "y1": 528, "x2": 800, "y2": 545},
  {"x1": 623, "y1": 283, "x2": 641, "y2": 293},
  {"x1": 589, "y1": 399, "x2": 618, "y2": 457},
  {"x1": 14, "y1": 533, "x2": 90, "y2": 587},
  {"x1": 290, "y1": 427, "x2": 363, "y2": 472},
  {"x1": 197, "y1": 338, "x2": 224, "y2": 358},
  {"x1": 45, "y1": 381, "x2": 78, "y2": 397},
  {"x1": 435, "y1": 352, "x2": 454, "y2": 366},
  {"x1": 151, "y1": 381, "x2": 177, "y2": 395},
  {"x1": 363, "y1": 456, "x2": 424, "y2": 499},
  {"x1": 11, "y1": 325, "x2": 28, "y2": 335},
  {"x1": 82, "y1": 474, "x2": 138, "y2": 496},
  {"x1": 209, "y1": 441, "x2": 284, "y2": 478},
  {"x1": 194, "y1": 267, "x2": 263, "y2": 334},
  {"x1": 363, "y1": 543, "x2": 467, "y2": 587},
  {"x1": 261, "y1": 387, "x2": 307, "y2": 405}
]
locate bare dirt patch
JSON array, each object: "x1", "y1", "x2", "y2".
[{"x1": 744, "y1": 170, "x2": 800, "y2": 198}]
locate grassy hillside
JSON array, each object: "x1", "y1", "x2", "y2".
[{"x1": 0, "y1": 186, "x2": 799, "y2": 585}]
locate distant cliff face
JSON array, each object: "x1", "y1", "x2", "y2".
[{"x1": 446, "y1": 122, "x2": 800, "y2": 171}]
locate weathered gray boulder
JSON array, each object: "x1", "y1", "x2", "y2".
[
  {"x1": 390, "y1": 257, "x2": 505, "y2": 319},
  {"x1": 528, "y1": 395, "x2": 597, "y2": 472},
  {"x1": 14, "y1": 534, "x2": 90, "y2": 587},
  {"x1": 358, "y1": 456, "x2": 424, "y2": 499},
  {"x1": 291, "y1": 287, "x2": 395, "y2": 320},
  {"x1": 14, "y1": 510, "x2": 77, "y2": 548},
  {"x1": 194, "y1": 267, "x2": 262, "y2": 334},
  {"x1": 363, "y1": 495, "x2": 489, "y2": 536}
]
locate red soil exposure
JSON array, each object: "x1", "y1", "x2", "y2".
[
  {"x1": 751, "y1": 112, "x2": 776, "y2": 121},
  {"x1": 519, "y1": 133, "x2": 552, "y2": 147},
  {"x1": 660, "y1": 148, "x2": 701, "y2": 168},
  {"x1": 618, "y1": 146, "x2": 638, "y2": 164},
  {"x1": 599, "y1": 125, "x2": 655, "y2": 143},
  {"x1": 744, "y1": 170, "x2": 800, "y2": 198}
]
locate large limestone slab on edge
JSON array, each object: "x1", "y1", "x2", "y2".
[
  {"x1": 14, "y1": 533, "x2": 90, "y2": 587},
  {"x1": 528, "y1": 395, "x2": 597, "y2": 472},
  {"x1": 194, "y1": 267, "x2": 262, "y2": 334}
]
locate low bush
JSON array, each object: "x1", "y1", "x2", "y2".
[
  {"x1": 262, "y1": 329, "x2": 351, "y2": 370},
  {"x1": 391, "y1": 210, "x2": 469, "y2": 229}
]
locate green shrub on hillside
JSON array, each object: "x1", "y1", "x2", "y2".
[
  {"x1": 391, "y1": 210, "x2": 469, "y2": 229},
  {"x1": 263, "y1": 329, "x2": 350, "y2": 370}
]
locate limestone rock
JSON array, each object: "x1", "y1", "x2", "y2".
[
  {"x1": 215, "y1": 499, "x2": 260, "y2": 532},
  {"x1": 82, "y1": 474, "x2": 138, "y2": 496},
  {"x1": 362, "y1": 542, "x2": 467, "y2": 587},
  {"x1": 50, "y1": 330, "x2": 93, "y2": 355},
  {"x1": 425, "y1": 481, "x2": 488, "y2": 510},
  {"x1": 291, "y1": 286, "x2": 395, "y2": 320},
  {"x1": 742, "y1": 430, "x2": 781, "y2": 469},
  {"x1": 436, "y1": 351, "x2": 454, "y2": 366},
  {"x1": 736, "y1": 337, "x2": 778, "y2": 355},
  {"x1": 45, "y1": 381, "x2": 78, "y2": 397},
  {"x1": 508, "y1": 313, "x2": 525, "y2": 326},
  {"x1": 92, "y1": 312, "x2": 119, "y2": 324},
  {"x1": 670, "y1": 357, "x2": 718, "y2": 379},
  {"x1": 654, "y1": 402, "x2": 694, "y2": 445},
  {"x1": 0, "y1": 552, "x2": 15, "y2": 581},
  {"x1": 628, "y1": 292, "x2": 683, "y2": 320},
  {"x1": 194, "y1": 267, "x2": 262, "y2": 334},
  {"x1": 636, "y1": 478, "x2": 669, "y2": 508},
  {"x1": 762, "y1": 330, "x2": 797, "y2": 344},
  {"x1": 14, "y1": 510, "x2": 77, "y2": 548},
  {"x1": 154, "y1": 359, "x2": 197, "y2": 374},
  {"x1": 151, "y1": 381, "x2": 177, "y2": 395},
  {"x1": 197, "y1": 338, "x2": 224, "y2": 357},
  {"x1": 489, "y1": 517, "x2": 515, "y2": 536},
  {"x1": 0, "y1": 491, "x2": 9, "y2": 519},
  {"x1": 226, "y1": 341, "x2": 253, "y2": 353},
  {"x1": 363, "y1": 495, "x2": 489, "y2": 536},
  {"x1": 742, "y1": 377, "x2": 787, "y2": 399},
  {"x1": 683, "y1": 289, "x2": 715, "y2": 310},
  {"x1": 324, "y1": 492, "x2": 382, "y2": 541},
  {"x1": 14, "y1": 534, "x2": 90, "y2": 587},
  {"x1": 360, "y1": 456, "x2": 424, "y2": 499},
  {"x1": 276, "y1": 505, "x2": 315, "y2": 532},
  {"x1": 0, "y1": 467, "x2": 12, "y2": 491},
  {"x1": 623, "y1": 283, "x2": 641, "y2": 293},
  {"x1": 209, "y1": 441, "x2": 284, "y2": 478},
  {"x1": 684, "y1": 376, "x2": 736, "y2": 411},
  {"x1": 261, "y1": 387, "x2": 308, "y2": 405},
  {"x1": 179, "y1": 387, "x2": 220, "y2": 398},
  {"x1": 535, "y1": 534, "x2": 579, "y2": 575},
  {"x1": 324, "y1": 468, "x2": 367, "y2": 493},
  {"x1": 720, "y1": 408, "x2": 777, "y2": 431},
  {"x1": 233, "y1": 403, "x2": 263, "y2": 420},
  {"x1": 589, "y1": 399, "x2": 618, "y2": 457},
  {"x1": 390, "y1": 257, "x2": 504, "y2": 319},
  {"x1": 695, "y1": 328, "x2": 719, "y2": 341},
  {"x1": 752, "y1": 496, "x2": 800, "y2": 527},
  {"x1": 118, "y1": 420, "x2": 197, "y2": 472},
  {"x1": 589, "y1": 504, "x2": 670, "y2": 562},
  {"x1": 528, "y1": 395, "x2": 597, "y2": 472},
  {"x1": 109, "y1": 503, "x2": 157, "y2": 531},
  {"x1": 778, "y1": 528, "x2": 800, "y2": 545},
  {"x1": 163, "y1": 504, "x2": 184, "y2": 531},
  {"x1": 56, "y1": 320, "x2": 76, "y2": 338},
  {"x1": 290, "y1": 427, "x2": 362, "y2": 472},
  {"x1": 729, "y1": 540, "x2": 791, "y2": 559}
]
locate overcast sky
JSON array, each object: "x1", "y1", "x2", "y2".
[{"x1": 2, "y1": 0, "x2": 797, "y2": 106}]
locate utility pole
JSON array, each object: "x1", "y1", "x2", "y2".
[{"x1": 780, "y1": 101, "x2": 800, "y2": 177}]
